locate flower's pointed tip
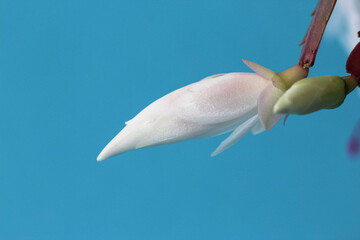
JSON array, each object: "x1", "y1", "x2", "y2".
[
  {"x1": 241, "y1": 58, "x2": 275, "y2": 81},
  {"x1": 262, "y1": 122, "x2": 272, "y2": 132},
  {"x1": 97, "y1": 139, "x2": 134, "y2": 162},
  {"x1": 96, "y1": 149, "x2": 117, "y2": 162},
  {"x1": 97, "y1": 133, "x2": 134, "y2": 162},
  {"x1": 241, "y1": 58, "x2": 260, "y2": 73},
  {"x1": 97, "y1": 143, "x2": 131, "y2": 161},
  {"x1": 261, "y1": 119, "x2": 278, "y2": 131},
  {"x1": 210, "y1": 148, "x2": 222, "y2": 157},
  {"x1": 251, "y1": 119, "x2": 265, "y2": 135},
  {"x1": 241, "y1": 58, "x2": 259, "y2": 67},
  {"x1": 96, "y1": 146, "x2": 115, "y2": 162},
  {"x1": 241, "y1": 58, "x2": 251, "y2": 66},
  {"x1": 259, "y1": 115, "x2": 273, "y2": 131},
  {"x1": 211, "y1": 115, "x2": 259, "y2": 158}
]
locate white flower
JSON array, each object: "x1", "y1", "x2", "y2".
[{"x1": 97, "y1": 60, "x2": 308, "y2": 161}]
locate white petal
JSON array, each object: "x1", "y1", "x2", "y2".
[
  {"x1": 174, "y1": 73, "x2": 268, "y2": 124},
  {"x1": 242, "y1": 59, "x2": 288, "y2": 90},
  {"x1": 257, "y1": 85, "x2": 283, "y2": 131},
  {"x1": 251, "y1": 117, "x2": 265, "y2": 135},
  {"x1": 97, "y1": 73, "x2": 269, "y2": 161},
  {"x1": 211, "y1": 115, "x2": 259, "y2": 157},
  {"x1": 242, "y1": 59, "x2": 276, "y2": 81}
]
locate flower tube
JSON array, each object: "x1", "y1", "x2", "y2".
[{"x1": 97, "y1": 60, "x2": 308, "y2": 161}]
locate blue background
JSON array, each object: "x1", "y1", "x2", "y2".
[{"x1": 1, "y1": 0, "x2": 359, "y2": 239}]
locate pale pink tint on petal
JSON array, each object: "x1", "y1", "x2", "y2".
[
  {"x1": 174, "y1": 72, "x2": 269, "y2": 125},
  {"x1": 257, "y1": 85, "x2": 283, "y2": 131}
]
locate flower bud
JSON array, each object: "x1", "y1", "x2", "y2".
[{"x1": 273, "y1": 75, "x2": 346, "y2": 115}]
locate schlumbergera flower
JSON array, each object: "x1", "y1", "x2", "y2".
[{"x1": 97, "y1": 59, "x2": 308, "y2": 161}]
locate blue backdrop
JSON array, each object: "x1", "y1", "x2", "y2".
[{"x1": 1, "y1": 0, "x2": 359, "y2": 239}]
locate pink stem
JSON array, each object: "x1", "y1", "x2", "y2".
[{"x1": 298, "y1": 0, "x2": 337, "y2": 68}]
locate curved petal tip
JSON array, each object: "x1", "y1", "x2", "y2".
[
  {"x1": 97, "y1": 145, "x2": 115, "y2": 162},
  {"x1": 97, "y1": 133, "x2": 135, "y2": 161},
  {"x1": 241, "y1": 59, "x2": 275, "y2": 81},
  {"x1": 211, "y1": 115, "x2": 259, "y2": 157}
]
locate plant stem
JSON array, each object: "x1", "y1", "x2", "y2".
[
  {"x1": 298, "y1": 0, "x2": 337, "y2": 68},
  {"x1": 343, "y1": 75, "x2": 359, "y2": 95}
]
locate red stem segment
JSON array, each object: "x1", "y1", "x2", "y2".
[{"x1": 298, "y1": 0, "x2": 337, "y2": 68}]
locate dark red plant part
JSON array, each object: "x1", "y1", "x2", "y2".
[
  {"x1": 299, "y1": 0, "x2": 337, "y2": 68},
  {"x1": 346, "y1": 34, "x2": 360, "y2": 82}
]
